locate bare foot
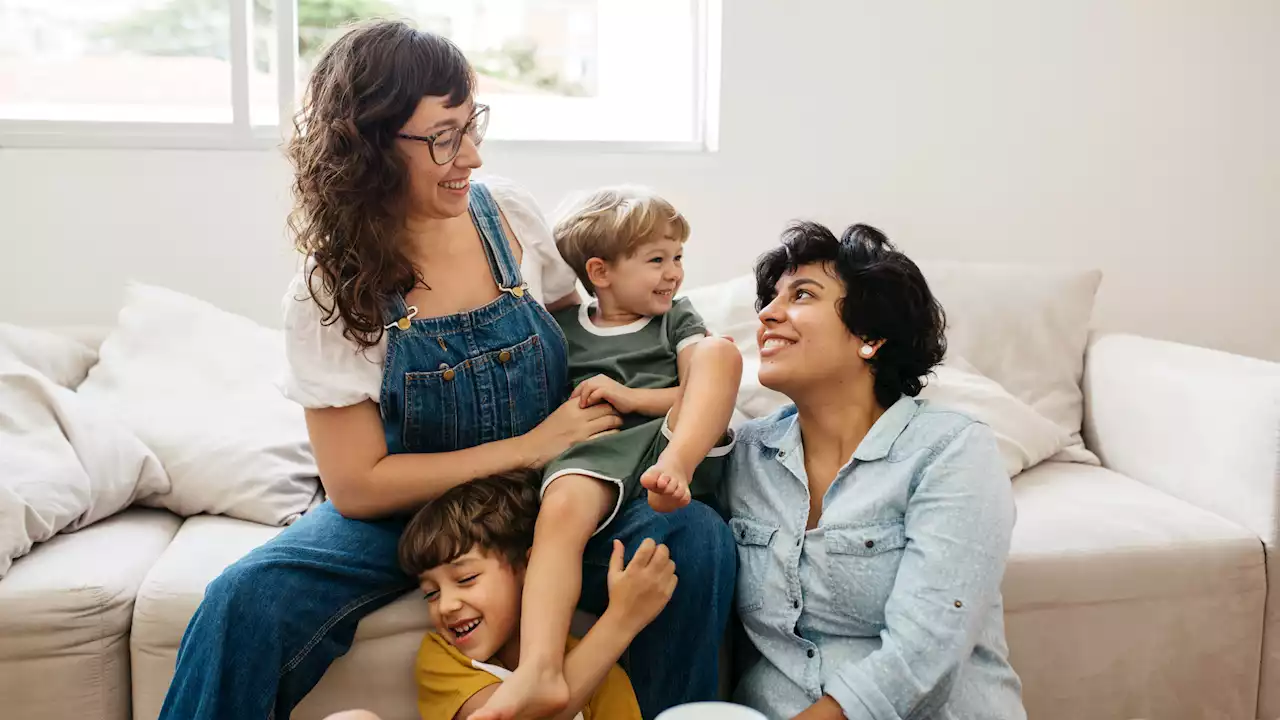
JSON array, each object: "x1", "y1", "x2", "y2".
[
  {"x1": 640, "y1": 454, "x2": 693, "y2": 513},
  {"x1": 473, "y1": 664, "x2": 569, "y2": 720}
]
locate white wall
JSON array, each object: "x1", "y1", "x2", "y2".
[{"x1": 2, "y1": 1, "x2": 1278, "y2": 360}]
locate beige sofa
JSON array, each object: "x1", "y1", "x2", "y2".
[{"x1": 1, "y1": 267, "x2": 1277, "y2": 720}]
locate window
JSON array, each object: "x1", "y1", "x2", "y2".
[{"x1": 0, "y1": 0, "x2": 720, "y2": 149}]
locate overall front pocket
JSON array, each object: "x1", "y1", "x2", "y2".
[
  {"x1": 403, "y1": 335, "x2": 552, "y2": 453},
  {"x1": 823, "y1": 521, "x2": 907, "y2": 627},
  {"x1": 402, "y1": 363, "x2": 465, "y2": 453},
  {"x1": 495, "y1": 334, "x2": 550, "y2": 439},
  {"x1": 730, "y1": 516, "x2": 779, "y2": 614}
]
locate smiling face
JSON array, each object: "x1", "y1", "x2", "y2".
[
  {"x1": 593, "y1": 229, "x2": 686, "y2": 317},
  {"x1": 756, "y1": 262, "x2": 874, "y2": 397},
  {"x1": 397, "y1": 96, "x2": 484, "y2": 221},
  {"x1": 419, "y1": 547, "x2": 523, "y2": 663}
]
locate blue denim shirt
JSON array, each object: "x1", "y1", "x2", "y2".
[{"x1": 724, "y1": 396, "x2": 1026, "y2": 720}]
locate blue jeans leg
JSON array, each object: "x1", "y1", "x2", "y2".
[
  {"x1": 579, "y1": 498, "x2": 736, "y2": 719},
  {"x1": 157, "y1": 502, "x2": 415, "y2": 720}
]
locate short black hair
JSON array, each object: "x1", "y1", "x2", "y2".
[{"x1": 754, "y1": 221, "x2": 947, "y2": 408}]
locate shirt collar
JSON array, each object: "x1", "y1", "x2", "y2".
[
  {"x1": 853, "y1": 395, "x2": 918, "y2": 461},
  {"x1": 577, "y1": 301, "x2": 653, "y2": 336},
  {"x1": 760, "y1": 395, "x2": 918, "y2": 462}
]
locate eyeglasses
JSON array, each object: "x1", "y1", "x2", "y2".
[{"x1": 396, "y1": 104, "x2": 490, "y2": 165}]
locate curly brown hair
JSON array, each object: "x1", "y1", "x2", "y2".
[
  {"x1": 287, "y1": 19, "x2": 474, "y2": 348},
  {"x1": 397, "y1": 470, "x2": 540, "y2": 577}
]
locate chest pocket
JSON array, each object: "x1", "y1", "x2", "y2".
[
  {"x1": 402, "y1": 334, "x2": 550, "y2": 453},
  {"x1": 730, "y1": 516, "x2": 778, "y2": 614},
  {"x1": 824, "y1": 521, "x2": 907, "y2": 628}
]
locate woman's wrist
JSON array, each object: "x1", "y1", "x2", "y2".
[{"x1": 510, "y1": 430, "x2": 544, "y2": 469}]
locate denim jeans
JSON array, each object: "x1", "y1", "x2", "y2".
[{"x1": 158, "y1": 498, "x2": 734, "y2": 720}]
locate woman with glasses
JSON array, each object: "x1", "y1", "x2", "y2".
[{"x1": 158, "y1": 20, "x2": 735, "y2": 720}]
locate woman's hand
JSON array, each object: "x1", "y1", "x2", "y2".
[
  {"x1": 604, "y1": 539, "x2": 677, "y2": 636},
  {"x1": 524, "y1": 396, "x2": 623, "y2": 467}
]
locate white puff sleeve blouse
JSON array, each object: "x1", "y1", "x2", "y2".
[{"x1": 278, "y1": 177, "x2": 579, "y2": 409}]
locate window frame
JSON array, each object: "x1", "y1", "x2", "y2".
[{"x1": 0, "y1": 0, "x2": 721, "y2": 153}]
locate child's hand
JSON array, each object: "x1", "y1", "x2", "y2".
[
  {"x1": 571, "y1": 374, "x2": 636, "y2": 413},
  {"x1": 605, "y1": 539, "x2": 677, "y2": 634}
]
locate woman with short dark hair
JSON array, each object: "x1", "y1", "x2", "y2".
[{"x1": 725, "y1": 222, "x2": 1026, "y2": 719}]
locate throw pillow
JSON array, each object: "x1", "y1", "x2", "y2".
[
  {"x1": 0, "y1": 324, "x2": 98, "y2": 389},
  {"x1": 0, "y1": 362, "x2": 170, "y2": 576},
  {"x1": 916, "y1": 261, "x2": 1102, "y2": 462},
  {"x1": 77, "y1": 283, "x2": 321, "y2": 526},
  {"x1": 918, "y1": 356, "x2": 1072, "y2": 477}
]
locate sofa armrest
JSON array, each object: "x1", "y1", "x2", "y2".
[{"x1": 1083, "y1": 332, "x2": 1280, "y2": 546}]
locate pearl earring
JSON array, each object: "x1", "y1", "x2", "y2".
[{"x1": 859, "y1": 344, "x2": 875, "y2": 358}]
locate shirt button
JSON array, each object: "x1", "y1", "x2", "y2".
[
  {"x1": 807, "y1": 649, "x2": 815, "y2": 659},
  {"x1": 793, "y1": 600, "x2": 800, "y2": 609},
  {"x1": 795, "y1": 537, "x2": 802, "y2": 547},
  {"x1": 864, "y1": 539, "x2": 875, "y2": 549}
]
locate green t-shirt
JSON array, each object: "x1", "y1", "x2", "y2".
[{"x1": 552, "y1": 298, "x2": 707, "y2": 396}]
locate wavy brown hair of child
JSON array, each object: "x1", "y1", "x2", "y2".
[{"x1": 286, "y1": 19, "x2": 474, "y2": 349}]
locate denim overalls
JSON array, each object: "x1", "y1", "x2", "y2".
[
  {"x1": 380, "y1": 183, "x2": 569, "y2": 455},
  {"x1": 159, "y1": 183, "x2": 735, "y2": 720}
]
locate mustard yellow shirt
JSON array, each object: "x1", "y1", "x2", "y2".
[{"x1": 415, "y1": 631, "x2": 642, "y2": 720}]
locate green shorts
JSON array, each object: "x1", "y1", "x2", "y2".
[{"x1": 540, "y1": 414, "x2": 734, "y2": 532}]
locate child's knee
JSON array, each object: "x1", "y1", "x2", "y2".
[
  {"x1": 694, "y1": 336, "x2": 743, "y2": 374},
  {"x1": 540, "y1": 475, "x2": 616, "y2": 527}
]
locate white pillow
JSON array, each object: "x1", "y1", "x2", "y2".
[
  {"x1": 0, "y1": 363, "x2": 170, "y2": 576},
  {"x1": 0, "y1": 324, "x2": 98, "y2": 388},
  {"x1": 77, "y1": 283, "x2": 321, "y2": 526},
  {"x1": 917, "y1": 261, "x2": 1102, "y2": 462},
  {"x1": 919, "y1": 357, "x2": 1072, "y2": 477}
]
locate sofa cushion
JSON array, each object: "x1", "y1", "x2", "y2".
[
  {"x1": 1005, "y1": 461, "x2": 1261, "y2": 606},
  {"x1": 132, "y1": 513, "x2": 606, "y2": 720},
  {"x1": 1003, "y1": 462, "x2": 1266, "y2": 719},
  {"x1": 131, "y1": 514, "x2": 431, "y2": 720},
  {"x1": 0, "y1": 508, "x2": 181, "y2": 720}
]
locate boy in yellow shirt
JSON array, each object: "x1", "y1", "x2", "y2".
[{"x1": 397, "y1": 469, "x2": 676, "y2": 720}]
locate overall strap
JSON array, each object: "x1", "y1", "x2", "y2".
[{"x1": 468, "y1": 183, "x2": 526, "y2": 296}]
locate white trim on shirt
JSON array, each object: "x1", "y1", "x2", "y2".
[{"x1": 576, "y1": 302, "x2": 655, "y2": 337}]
